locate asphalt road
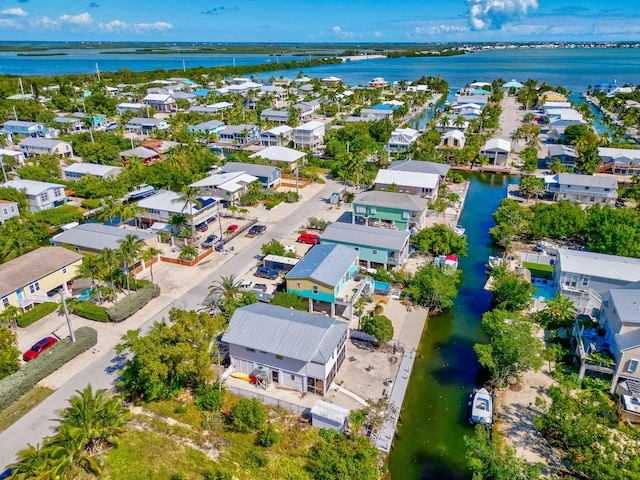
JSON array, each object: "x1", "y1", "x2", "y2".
[{"x1": 0, "y1": 180, "x2": 339, "y2": 469}]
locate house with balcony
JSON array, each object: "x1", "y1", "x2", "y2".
[
  {"x1": 52, "y1": 223, "x2": 157, "y2": 255},
  {"x1": 189, "y1": 171, "x2": 259, "y2": 203},
  {"x1": 321, "y1": 222, "x2": 410, "y2": 271},
  {"x1": 293, "y1": 121, "x2": 325, "y2": 151},
  {"x1": 136, "y1": 189, "x2": 219, "y2": 226},
  {"x1": 480, "y1": 138, "x2": 511, "y2": 165},
  {"x1": 438, "y1": 130, "x2": 466, "y2": 150},
  {"x1": 388, "y1": 159, "x2": 450, "y2": 179},
  {"x1": 125, "y1": 118, "x2": 169, "y2": 134},
  {"x1": 545, "y1": 173, "x2": 618, "y2": 207},
  {"x1": 63, "y1": 163, "x2": 121, "y2": 181},
  {"x1": 220, "y1": 162, "x2": 281, "y2": 189},
  {"x1": 187, "y1": 120, "x2": 225, "y2": 137},
  {"x1": 188, "y1": 102, "x2": 234, "y2": 114},
  {"x1": 53, "y1": 116, "x2": 84, "y2": 133},
  {"x1": 0, "y1": 247, "x2": 82, "y2": 312},
  {"x1": 359, "y1": 108, "x2": 394, "y2": 121},
  {"x1": 1, "y1": 120, "x2": 47, "y2": 138},
  {"x1": 0, "y1": 149, "x2": 26, "y2": 167},
  {"x1": 222, "y1": 303, "x2": 348, "y2": 395},
  {"x1": 1, "y1": 179, "x2": 67, "y2": 212},
  {"x1": 117, "y1": 102, "x2": 146, "y2": 115},
  {"x1": 597, "y1": 147, "x2": 640, "y2": 176},
  {"x1": 546, "y1": 144, "x2": 578, "y2": 170},
  {"x1": 19, "y1": 138, "x2": 73, "y2": 158},
  {"x1": 249, "y1": 145, "x2": 305, "y2": 172},
  {"x1": 0, "y1": 199, "x2": 19, "y2": 224},
  {"x1": 286, "y1": 244, "x2": 362, "y2": 319},
  {"x1": 143, "y1": 93, "x2": 177, "y2": 113},
  {"x1": 554, "y1": 248, "x2": 640, "y2": 316},
  {"x1": 260, "y1": 125, "x2": 293, "y2": 147},
  {"x1": 352, "y1": 190, "x2": 429, "y2": 231},
  {"x1": 387, "y1": 128, "x2": 419, "y2": 153},
  {"x1": 218, "y1": 124, "x2": 259, "y2": 145},
  {"x1": 260, "y1": 109, "x2": 290, "y2": 125},
  {"x1": 373, "y1": 169, "x2": 439, "y2": 203}
]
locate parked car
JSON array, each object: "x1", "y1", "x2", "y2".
[
  {"x1": 297, "y1": 233, "x2": 321, "y2": 245},
  {"x1": 220, "y1": 200, "x2": 231, "y2": 208},
  {"x1": 196, "y1": 223, "x2": 208, "y2": 232},
  {"x1": 254, "y1": 266, "x2": 279, "y2": 280},
  {"x1": 201, "y1": 234, "x2": 220, "y2": 248},
  {"x1": 23, "y1": 336, "x2": 58, "y2": 362},
  {"x1": 226, "y1": 224, "x2": 239, "y2": 234},
  {"x1": 240, "y1": 279, "x2": 255, "y2": 290},
  {"x1": 246, "y1": 224, "x2": 267, "y2": 237}
]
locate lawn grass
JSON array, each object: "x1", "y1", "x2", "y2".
[
  {"x1": 0, "y1": 386, "x2": 53, "y2": 432},
  {"x1": 142, "y1": 398, "x2": 204, "y2": 430}
]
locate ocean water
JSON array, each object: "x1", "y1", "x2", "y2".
[{"x1": 2, "y1": 47, "x2": 640, "y2": 92}]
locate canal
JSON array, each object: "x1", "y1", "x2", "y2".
[{"x1": 388, "y1": 173, "x2": 517, "y2": 479}]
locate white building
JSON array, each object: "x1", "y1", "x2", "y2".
[
  {"x1": 293, "y1": 121, "x2": 325, "y2": 151},
  {"x1": 63, "y1": 163, "x2": 122, "y2": 181},
  {"x1": 19, "y1": 138, "x2": 73, "y2": 158},
  {"x1": 387, "y1": 128, "x2": 419, "y2": 153},
  {"x1": 545, "y1": 173, "x2": 618, "y2": 207},
  {"x1": 1, "y1": 179, "x2": 67, "y2": 212}
]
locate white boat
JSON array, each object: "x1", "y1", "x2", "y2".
[
  {"x1": 487, "y1": 255, "x2": 504, "y2": 269},
  {"x1": 469, "y1": 388, "x2": 493, "y2": 428},
  {"x1": 453, "y1": 225, "x2": 465, "y2": 236},
  {"x1": 124, "y1": 184, "x2": 155, "y2": 200}
]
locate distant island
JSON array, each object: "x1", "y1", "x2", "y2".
[{"x1": 16, "y1": 53, "x2": 68, "y2": 57}]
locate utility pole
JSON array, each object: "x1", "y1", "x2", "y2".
[
  {"x1": 0, "y1": 157, "x2": 8, "y2": 183},
  {"x1": 59, "y1": 290, "x2": 76, "y2": 342}
]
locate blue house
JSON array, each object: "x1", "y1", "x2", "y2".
[
  {"x1": 286, "y1": 244, "x2": 363, "y2": 318},
  {"x1": 188, "y1": 120, "x2": 225, "y2": 136},
  {"x1": 2, "y1": 120, "x2": 47, "y2": 138},
  {"x1": 221, "y1": 161, "x2": 281, "y2": 189}
]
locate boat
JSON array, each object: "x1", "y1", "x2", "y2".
[
  {"x1": 469, "y1": 388, "x2": 493, "y2": 428},
  {"x1": 230, "y1": 372, "x2": 256, "y2": 383},
  {"x1": 487, "y1": 255, "x2": 504, "y2": 269},
  {"x1": 124, "y1": 184, "x2": 155, "y2": 201},
  {"x1": 453, "y1": 225, "x2": 465, "y2": 236},
  {"x1": 434, "y1": 254, "x2": 458, "y2": 274}
]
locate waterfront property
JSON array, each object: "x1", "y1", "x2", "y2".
[
  {"x1": 546, "y1": 144, "x2": 578, "y2": 170},
  {"x1": 480, "y1": 138, "x2": 511, "y2": 165},
  {"x1": 293, "y1": 121, "x2": 325, "y2": 151},
  {"x1": 218, "y1": 124, "x2": 259, "y2": 145},
  {"x1": 545, "y1": 172, "x2": 618, "y2": 206},
  {"x1": 125, "y1": 117, "x2": 169, "y2": 134},
  {"x1": 387, "y1": 127, "x2": 419, "y2": 153},
  {"x1": 352, "y1": 190, "x2": 429, "y2": 231},
  {"x1": 0, "y1": 246, "x2": 82, "y2": 312},
  {"x1": 1, "y1": 179, "x2": 67, "y2": 212},
  {"x1": 62, "y1": 162, "x2": 121, "y2": 181},
  {"x1": 19, "y1": 138, "x2": 73, "y2": 158},
  {"x1": 249, "y1": 145, "x2": 305, "y2": 172},
  {"x1": 597, "y1": 147, "x2": 640, "y2": 175},
  {"x1": 554, "y1": 248, "x2": 640, "y2": 316},
  {"x1": 0, "y1": 199, "x2": 19, "y2": 224},
  {"x1": 135, "y1": 189, "x2": 219, "y2": 226},
  {"x1": 388, "y1": 159, "x2": 450, "y2": 178},
  {"x1": 221, "y1": 161, "x2": 281, "y2": 189},
  {"x1": 190, "y1": 171, "x2": 258, "y2": 203},
  {"x1": 320, "y1": 222, "x2": 410, "y2": 270},
  {"x1": 1, "y1": 120, "x2": 46, "y2": 137},
  {"x1": 222, "y1": 303, "x2": 348, "y2": 395},
  {"x1": 286, "y1": 244, "x2": 361, "y2": 318},
  {"x1": 52, "y1": 223, "x2": 157, "y2": 254},
  {"x1": 260, "y1": 125, "x2": 294, "y2": 147},
  {"x1": 373, "y1": 169, "x2": 439, "y2": 202}
]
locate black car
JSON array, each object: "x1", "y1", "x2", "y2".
[
  {"x1": 201, "y1": 234, "x2": 220, "y2": 248},
  {"x1": 254, "y1": 266, "x2": 279, "y2": 280},
  {"x1": 246, "y1": 224, "x2": 267, "y2": 237}
]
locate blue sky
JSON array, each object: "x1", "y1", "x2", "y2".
[{"x1": 0, "y1": 0, "x2": 639, "y2": 42}]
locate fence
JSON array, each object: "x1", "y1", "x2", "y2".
[
  {"x1": 280, "y1": 174, "x2": 312, "y2": 189},
  {"x1": 226, "y1": 385, "x2": 310, "y2": 416},
  {"x1": 160, "y1": 247, "x2": 213, "y2": 267}
]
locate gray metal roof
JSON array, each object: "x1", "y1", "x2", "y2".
[
  {"x1": 388, "y1": 159, "x2": 450, "y2": 177},
  {"x1": 52, "y1": 223, "x2": 154, "y2": 252},
  {"x1": 547, "y1": 144, "x2": 577, "y2": 158},
  {"x1": 615, "y1": 329, "x2": 640, "y2": 352},
  {"x1": 353, "y1": 190, "x2": 428, "y2": 212},
  {"x1": 321, "y1": 222, "x2": 409, "y2": 251},
  {"x1": 556, "y1": 173, "x2": 618, "y2": 189},
  {"x1": 19, "y1": 138, "x2": 69, "y2": 149},
  {"x1": 608, "y1": 284, "x2": 640, "y2": 325},
  {"x1": 221, "y1": 161, "x2": 280, "y2": 178},
  {"x1": 222, "y1": 303, "x2": 348, "y2": 363},
  {"x1": 63, "y1": 163, "x2": 121, "y2": 176},
  {"x1": 286, "y1": 244, "x2": 358, "y2": 288},
  {"x1": 119, "y1": 147, "x2": 158, "y2": 159},
  {"x1": 3, "y1": 120, "x2": 42, "y2": 128},
  {"x1": 557, "y1": 248, "x2": 640, "y2": 283}
]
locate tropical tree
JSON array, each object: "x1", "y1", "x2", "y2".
[
  {"x1": 209, "y1": 274, "x2": 242, "y2": 301},
  {"x1": 0, "y1": 305, "x2": 20, "y2": 329},
  {"x1": 490, "y1": 267, "x2": 536, "y2": 311},
  {"x1": 172, "y1": 188, "x2": 202, "y2": 246},
  {"x1": 361, "y1": 314, "x2": 394, "y2": 346},
  {"x1": 0, "y1": 325, "x2": 20, "y2": 380},
  {"x1": 117, "y1": 234, "x2": 144, "y2": 293},
  {"x1": 141, "y1": 246, "x2": 162, "y2": 283},
  {"x1": 519, "y1": 175, "x2": 546, "y2": 200},
  {"x1": 169, "y1": 213, "x2": 188, "y2": 237},
  {"x1": 200, "y1": 291, "x2": 225, "y2": 316},
  {"x1": 178, "y1": 245, "x2": 198, "y2": 261},
  {"x1": 536, "y1": 294, "x2": 577, "y2": 329},
  {"x1": 100, "y1": 248, "x2": 123, "y2": 302}
]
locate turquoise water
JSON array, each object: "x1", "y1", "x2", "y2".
[
  {"x1": 374, "y1": 280, "x2": 391, "y2": 291},
  {"x1": 534, "y1": 284, "x2": 556, "y2": 302}
]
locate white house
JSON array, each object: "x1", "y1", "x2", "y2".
[
  {"x1": 438, "y1": 130, "x2": 466, "y2": 150},
  {"x1": 480, "y1": 138, "x2": 512, "y2": 165},
  {"x1": 249, "y1": 145, "x2": 305, "y2": 172},
  {"x1": 190, "y1": 171, "x2": 259, "y2": 202},
  {"x1": 143, "y1": 93, "x2": 177, "y2": 113},
  {"x1": 218, "y1": 124, "x2": 259, "y2": 145},
  {"x1": 0, "y1": 149, "x2": 26, "y2": 167},
  {"x1": 19, "y1": 138, "x2": 73, "y2": 158},
  {"x1": 293, "y1": 121, "x2": 325, "y2": 151},
  {"x1": 598, "y1": 147, "x2": 640, "y2": 176},
  {"x1": 545, "y1": 173, "x2": 618, "y2": 207},
  {"x1": 387, "y1": 128, "x2": 419, "y2": 153},
  {"x1": 373, "y1": 169, "x2": 439, "y2": 202},
  {"x1": 136, "y1": 189, "x2": 218, "y2": 226},
  {"x1": 1, "y1": 179, "x2": 67, "y2": 212},
  {"x1": 125, "y1": 118, "x2": 170, "y2": 134},
  {"x1": 0, "y1": 199, "x2": 19, "y2": 224},
  {"x1": 188, "y1": 102, "x2": 233, "y2": 114},
  {"x1": 260, "y1": 125, "x2": 293, "y2": 147},
  {"x1": 188, "y1": 120, "x2": 225, "y2": 136},
  {"x1": 63, "y1": 163, "x2": 122, "y2": 181},
  {"x1": 117, "y1": 102, "x2": 146, "y2": 115}
]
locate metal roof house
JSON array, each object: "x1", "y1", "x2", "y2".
[
  {"x1": 187, "y1": 120, "x2": 225, "y2": 136},
  {"x1": 0, "y1": 148, "x2": 26, "y2": 167},
  {"x1": 598, "y1": 147, "x2": 640, "y2": 176},
  {"x1": 119, "y1": 146, "x2": 161, "y2": 164},
  {"x1": 190, "y1": 171, "x2": 259, "y2": 202},
  {"x1": 554, "y1": 248, "x2": 640, "y2": 316},
  {"x1": 0, "y1": 246, "x2": 82, "y2": 312},
  {"x1": 136, "y1": 189, "x2": 219, "y2": 226},
  {"x1": 63, "y1": 162, "x2": 122, "y2": 181},
  {"x1": 1, "y1": 120, "x2": 47, "y2": 137},
  {"x1": 1, "y1": 179, "x2": 67, "y2": 213},
  {"x1": 222, "y1": 303, "x2": 348, "y2": 395},
  {"x1": 286, "y1": 244, "x2": 362, "y2": 318},
  {"x1": 52, "y1": 223, "x2": 157, "y2": 254},
  {"x1": 125, "y1": 118, "x2": 169, "y2": 134},
  {"x1": 321, "y1": 222, "x2": 411, "y2": 270},
  {"x1": 480, "y1": 138, "x2": 512, "y2": 165},
  {"x1": 387, "y1": 128, "x2": 419, "y2": 153},
  {"x1": 373, "y1": 169, "x2": 439, "y2": 202},
  {"x1": 546, "y1": 144, "x2": 578, "y2": 170},
  {"x1": 218, "y1": 124, "x2": 259, "y2": 145},
  {"x1": 221, "y1": 161, "x2": 281, "y2": 189},
  {"x1": 388, "y1": 159, "x2": 450, "y2": 178},
  {"x1": 545, "y1": 173, "x2": 618, "y2": 207},
  {"x1": 249, "y1": 145, "x2": 305, "y2": 172},
  {"x1": 143, "y1": 93, "x2": 177, "y2": 113},
  {"x1": 293, "y1": 121, "x2": 325, "y2": 151},
  {"x1": 260, "y1": 125, "x2": 294, "y2": 147},
  {"x1": 0, "y1": 199, "x2": 19, "y2": 224},
  {"x1": 352, "y1": 190, "x2": 429, "y2": 231},
  {"x1": 19, "y1": 138, "x2": 73, "y2": 158}
]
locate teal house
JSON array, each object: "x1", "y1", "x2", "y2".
[
  {"x1": 352, "y1": 190, "x2": 429, "y2": 231},
  {"x1": 286, "y1": 244, "x2": 362, "y2": 318},
  {"x1": 321, "y1": 222, "x2": 411, "y2": 271}
]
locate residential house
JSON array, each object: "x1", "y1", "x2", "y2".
[
  {"x1": 19, "y1": 138, "x2": 73, "y2": 158},
  {"x1": 188, "y1": 102, "x2": 233, "y2": 114},
  {"x1": 260, "y1": 109, "x2": 290, "y2": 125},
  {"x1": 388, "y1": 159, "x2": 450, "y2": 179},
  {"x1": 455, "y1": 95, "x2": 489, "y2": 107},
  {"x1": 141, "y1": 139, "x2": 178, "y2": 156},
  {"x1": 260, "y1": 85, "x2": 288, "y2": 107},
  {"x1": 187, "y1": 120, "x2": 225, "y2": 137},
  {"x1": 435, "y1": 115, "x2": 470, "y2": 133},
  {"x1": 143, "y1": 93, "x2": 177, "y2": 113},
  {"x1": 170, "y1": 91, "x2": 196, "y2": 104},
  {"x1": 373, "y1": 169, "x2": 439, "y2": 202},
  {"x1": 119, "y1": 146, "x2": 161, "y2": 164},
  {"x1": 218, "y1": 124, "x2": 259, "y2": 145},
  {"x1": 293, "y1": 121, "x2": 325, "y2": 151},
  {"x1": 53, "y1": 117, "x2": 84, "y2": 133},
  {"x1": 598, "y1": 147, "x2": 640, "y2": 176},
  {"x1": 0, "y1": 247, "x2": 82, "y2": 312},
  {"x1": 136, "y1": 189, "x2": 219, "y2": 226},
  {"x1": 368, "y1": 77, "x2": 389, "y2": 88},
  {"x1": 52, "y1": 223, "x2": 157, "y2": 255},
  {"x1": 538, "y1": 91, "x2": 568, "y2": 105},
  {"x1": 545, "y1": 173, "x2": 618, "y2": 206},
  {"x1": 293, "y1": 101, "x2": 320, "y2": 121},
  {"x1": 502, "y1": 79, "x2": 524, "y2": 92},
  {"x1": 221, "y1": 162, "x2": 281, "y2": 189},
  {"x1": 321, "y1": 222, "x2": 410, "y2": 270},
  {"x1": 125, "y1": 118, "x2": 169, "y2": 134},
  {"x1": 480, "y1": 138, "x2": 511, "y2": 165},
  {"x1": 438, "y1": 130, "x2": 466, "y2": 150},
  {"x1": 387, "y1": 128, "x2": 419, "y2": 153},
  {"x1": 542, "y1": 101, "x2": 572, "y2": 115},
  {"x1": 548, "y1": 110, "x2": 587, "y2": 141},
  {"x1": 321, "y1": 76, "x2": 342, "y2": 87},
  {"x1": 0, "y1": 149, "x2": 26, "y2": 167},
  {"x1": 117, "y1": 102, "x2": 146, "y2": 115},
  {"x1": 547, "y1": 144, "x2": 578, "y2": 170},
  {"x1": 286, "y1": 244, "x2": 361, "y2": 317},
  {"x1": 260, "y1": 125, "x2": 293, "y2": 147},
  {"x1": 2, "y1": 179, "x2": 67, "y2": 212},
  {"x1": 72, "y1": 113, "x2": 108, "y2": 131},
  {"x1": 451, "y1": 103, "x2": 483, "y2": 119},
  {"x1": 1, "y1": 120, "x2": 46, "y2": 137},
  {"x1": 554, "y1": 248, "x2": 640, "y2": 316},
  {"x1": 190, "y1": 171, "x2": 259, "y2": 203},
  {"x1": 63, "y1": 163, "x2": 122, "y2": 181},
  {"x1": 0, "y1": 199, "x2": 19, "y2": 224},
  {"x1": 222, "y1": 303, "x2": 348, "y2": 395},
  {"x1": 360, "y1": 108, "x2": 394, "y2": 121},
  {"x1": 352, "y1": 190, "x2": 429, "y2": 231},
  {"x1": 249, "y1": 145, "x2": 305, "y2": 172}
]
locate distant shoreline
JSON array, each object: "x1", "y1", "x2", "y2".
[{"x1": 16, "y1": 53, "x2": 68, "y2": 57}]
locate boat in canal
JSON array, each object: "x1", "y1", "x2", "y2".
[
  {"x1": 124, "y1": 183, "x2": 155, "y2": 200},
  {"x1": 469, "y1": 387, "x2": 494, "y2": 428}
]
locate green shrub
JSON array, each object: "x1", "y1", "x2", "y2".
[
  {"x1": 0, "y1": 326, "x2": 97, "y2": 412},
  {"x1": 245, "y1": 451, "x2": 268, "y2": 469},
  {"x1": 17, "y1": 302, "x2": 57, "y2": 328},
  {"x1": 69, "y1": 301, "x2": 109, "y2": 323},
  {"x1": 80, "y1": 198, "x2": 102, "y2": 210},
  {"x1": 203, "y1": 470, "x2": 233, "y2": 480},
  {"x1": 107, "y1": 284, "x2": 160, "y2": 323},
  {"x1": 195, "y1": 384, "x2": 226, "y2": 412},
  {"x1": 32, "y1": 204, "x2": 84, "y2": 226},
  {"x1": 229, "y1": 397, "x2": 267, "y2": 433},
  {"x1": 256, "y1": 424, "x2": 279, "y2": 447}
]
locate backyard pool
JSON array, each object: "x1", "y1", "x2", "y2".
[
  {"x1": 532, "y1": 279, "x2": 556, "y2": 302},
  {"x1": 373, "y1": 281, "x2": 391, "y2": 294}
]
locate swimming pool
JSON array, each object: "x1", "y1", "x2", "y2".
[
  {"x1": 533, "y1": 284, "x2": 556, "y2": 301},
  {"x1": 374, "y1": 281, "x2": 391, "y2": 293}
]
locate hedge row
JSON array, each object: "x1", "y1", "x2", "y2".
[
  {"x1": 17, "y1": 302, "x2": 58, "y2": 328},
  {"x1": 0, "y1": 326, "x2": 97, "y2": 412},
  {"x1": 107, "y1": 284, "x2": 160, "y2": 323},
  {"x1": 69, "y1": 301, "x2": 110, "y2": 323}
]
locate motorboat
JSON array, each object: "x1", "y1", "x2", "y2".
[
  {"x1": 469, "y1": 388, "x2": 493, "y2": 428},
  {"x1": 487, "y1": 255, "x2": 504, "y2": 269},
  {"x1": 124, "y1": 184, "x2": 155, "y2": 201},
  {"x1": 453, "y1": 225, "x2": 465, "y2": 236}
]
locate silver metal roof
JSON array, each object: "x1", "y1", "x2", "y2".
[
  {"x1": 556, "y1": 173, "x2": 618, "y2": 189},
  {"x1": 52, "y1": 223, "x2": 154, "y2": 252},
  {"x1": 286, "y1": 244, "x2": 358, "y2": 288},
  {"x1": 608, "y1": 284, "x2": 640, "y2": 325},
  {"x1": 388, "y1": 159, "x2": 450, "y2": 177},
  {"x1": 222, "y1": 303, "x2": 348, "y2": 363},
  {"x1": 321, "y1": 222, "x2": 409, "y2": 251},
  {"x1": 221, "y1": 161, "x2": 280, "y2": 178},
  {"x1": 353, "y1": 190, "x2": 428, "y2": 212},
  {"x1": 557, "y1": 248, "x2": 640, "y2": 283}
]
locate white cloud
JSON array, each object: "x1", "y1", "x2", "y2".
[
  {"x1": 466, "y1": 0, "x2": 538, "y2": 30},
  {"x1": 59, "y1": 12, "x2": 93, "y2": 25},
  {"x1": 373, "y1": 31, "x2": 384, "y2": 38},
  {"x1": 0, "y1": 7, "x2": 28, "y2": 17},
  {"x1": 31, "y1": 16, "x2": 57, "y2": 29},
  {"x1": 408, "y1": 24, "x2": 468, "y2": 37},
  {"x1": 26, "y1": 13, "x2": 172, "y2": 33},
  {"x1": 0, "y1": 18, "x2": 22, "y2": 29},
  {"x1": 331, "y1": 25, "x2": 354, "y2": 38}
]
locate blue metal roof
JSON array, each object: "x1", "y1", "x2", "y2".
[{"x1": 285, "y1": 244, "x2": 358, "y2": 287}]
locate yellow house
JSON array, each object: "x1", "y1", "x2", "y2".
[
  {"x1": 539, "y1": 91, "x2": 568, "y2": 104},
  {"x1": 0, "y1": 247, "x2": 83, "y2": 312}
]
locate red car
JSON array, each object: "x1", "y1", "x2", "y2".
[
  {"x1": 23, "y1": 336, "x2": 58, "y2": 362},
  {"x1": 226, "y1": 224, "x2": 239, "y2": 234}
]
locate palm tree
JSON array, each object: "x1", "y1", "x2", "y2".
[
  {"x1": 454, "y1": 115, "x2": 465, "y2": 129},
  {"x1": 117, "y1": 234, "x2": 144, "y2": 293},
  {"x1": 438, "y1": 115, "x2": 451, "y2": 131},
  {"x1": 76, "y1": 253, "x2": 106, "y2": 304},
  {"x1": 172, "y1": 188, "x2": 202, "y2": 246},
  {"x1": 0, "y1": 305, "x2": 20, "y2": 329},
  {"x1": 100, "y1": 248, "x2": 122, "y2": 303},
  {"x1": 169, "y1": 213, "x2": 188, "y2": 236},
  {"x1": 10, "y1": 442, "x2": 53, "y2": 478},
  {"x1": 178, "y1": 245, "x2": 198, "y2": 261},
  {"x1": 200, "y1": 291, "x2": 225, "y2": 316},
  {"x1": 141, "y1": 246, "x2": 162, "y2": 283},
  {"x1": 209, "y1": 274, "x2": 242, "y2": 301}
]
